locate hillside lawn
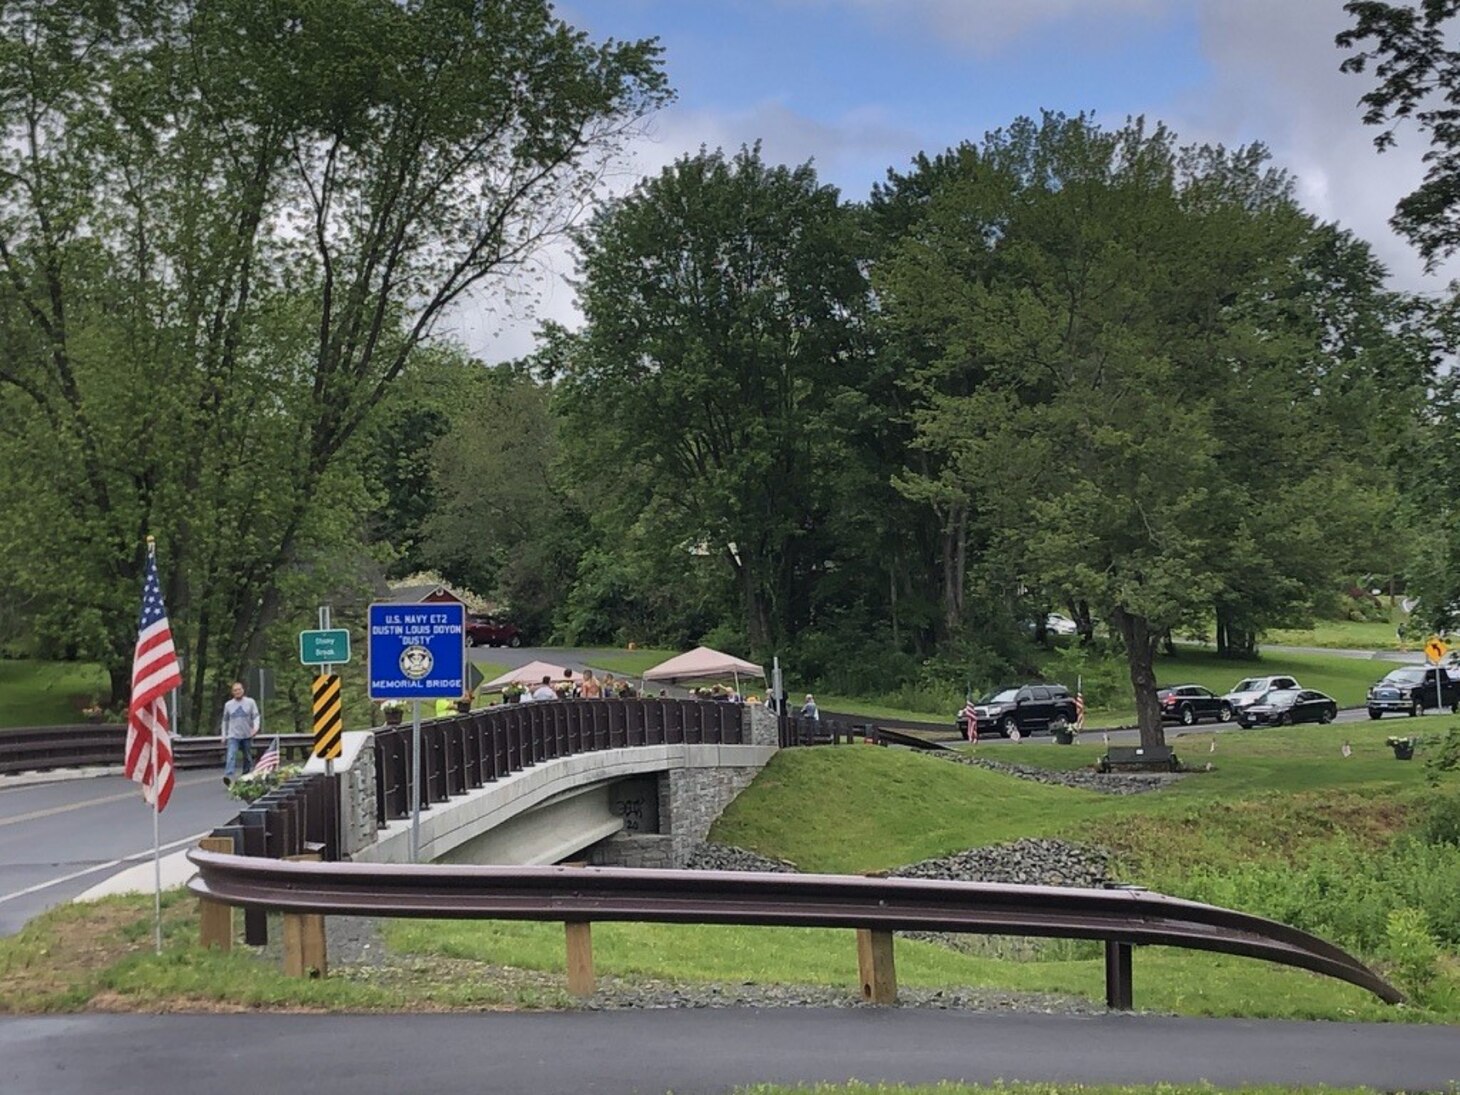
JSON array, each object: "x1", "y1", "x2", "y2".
[{"x1": 0, "y1": 659, "x2": 110, "y2": 726}]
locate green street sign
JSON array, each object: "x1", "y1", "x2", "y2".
[{"x1": 299, "y1": 628, "x2": 351, "y2": 666}]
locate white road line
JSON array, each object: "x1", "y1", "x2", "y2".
[
  {"x1": 0, "y1": 830, "x2": 209, "y2": 905},
  {"x1": 0, "y1": 773, "x2": 219, "y2": 829}
]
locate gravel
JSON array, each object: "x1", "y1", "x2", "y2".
[{"x1": 936, "y1": 751, "x2": 1187, "y2": 794}]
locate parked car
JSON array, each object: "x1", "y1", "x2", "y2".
[
  {"x1": 1023, "y1": 613, "x2": 1079, "y2": 636},
  {"x1": 465, "y1": 615, "x2": 523, "y2": 648},
  {"x1": 1237, "y1": 688, "x2": 1337, "y2": 728},
  {"x1": 956, "y1": 683, "x2": 1079, "y2": 738},
  {"x1": 1222, "y1": 675, "x2": 1300, "y2": 714},
  {"x1": 1366, "y1": 665, "x2": 1460, "y2": 719},
  {"x1": 1157, "y1": 684, "x2": 1232, "y2": 726}
]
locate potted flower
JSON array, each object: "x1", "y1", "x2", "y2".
[
  {"x1": 1386, "y1": 735, "x2": 1415, "y2": 760},
  {"x1": 1052, "y1": 717, "x2": 1077, "y2": 746},
  {"x1": 501, "y1": 682, "x2": 526, "y2": 704},
  {"x1": 455, "y1": 690, "x2": 475, "y2": 714},
  {"x1": 381, "y1": 699, "x2": 407, "y2": 726},
  {"x1": 81, "y1": 699, "x2": 106, "y2": 724},
  {"x1": 228, "y1": 763, "x2": 304, "y2": 803}
]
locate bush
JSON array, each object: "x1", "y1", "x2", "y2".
[
  {"x1": 1419, "y1": 790, "x2": 1460, "y2": 848},
  {"x1": 1384, "y1": 907, "x2": 1441, "y2": 998},
  {"x1": 1039, "y1": 645, "x2": 1127, "y2": 707}
]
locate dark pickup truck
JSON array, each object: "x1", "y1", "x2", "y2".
[
  {"x1": 1367, "y1": 665, "x2": 1460, "y2": 719},
  {"x1": 957, "y1": 683, "x2": 1079, "y2": 738}
]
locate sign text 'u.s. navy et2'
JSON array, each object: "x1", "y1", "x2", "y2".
[{"x1": 367, "y1": 602, "x2": 466, "y2": 700}]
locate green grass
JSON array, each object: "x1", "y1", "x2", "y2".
[
  {"x1": 1262, "y1": 617, "x2": 1414, "y2": 652},
  {"x1": 384, "y1": 920, "x2": 1402, "y2": 1023},
  {"x1": 0, "y1": 659, "x2": 110, "y2": 727},
  {"x1": 739, "y1": 1086, "x2": 1378, "y2": 1095},
  {"x1": 583, "y1": 648, "x2": 697, "y2": 677}
]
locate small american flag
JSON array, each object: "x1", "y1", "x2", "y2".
[
  {"x1": 124, "y1": 541, "x2": 182, "y2": 812},
  {"x1": 1075, "y1": 690, "x2": 1086, "y2": 730},
  {"x1": 252, "y1": 736, "x2": 281, "y2": 775},
  {"x1": 962, "y1": 695, "x2": 979, "y2": 742}
]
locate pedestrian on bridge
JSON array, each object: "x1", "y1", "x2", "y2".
[{"x1": 220, "y1": 681, "x2": 261, "y2": 786}]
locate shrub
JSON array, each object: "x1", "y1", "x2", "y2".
[
  {"x1": 1384, "y1": 907, "x2": 1441, "y2": 997},
  {"x1": 1039, "y1": 645, "x2": 1126, "y2": 707},
  {"x1": 1419, "y1": 790, "x2": 1460, "y2": 848}
]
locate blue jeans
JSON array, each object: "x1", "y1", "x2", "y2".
[{"x1": 224, "y1": 736, "x2": 254, "y2": 778}]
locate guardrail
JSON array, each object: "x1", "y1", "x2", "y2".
[
  {"x1": 186, "y1": 851, "x2": 1405, "y2": 1009},
  {"x1": 0, "y1": 725, "x2": 319, "y2": 774}
]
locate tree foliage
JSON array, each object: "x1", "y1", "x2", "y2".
[{"x1": 0, "y1": 0, "x2": 667, "y2": 724}]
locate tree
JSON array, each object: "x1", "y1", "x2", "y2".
[
  {"x1": 878, "y1": 115, "x2": 1412, "y2": 745},
  {"x1": 1338, "y1": 0, "x2": 1460, "y2": 267},
  {"x1": 0, "y1": 0, "x2": 668, "y2": 725},
  {"x1": 559, "y1": 146, "x2": 872, "y2": 653}
]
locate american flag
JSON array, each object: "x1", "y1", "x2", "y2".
[
  {"x1": 962, "y1": 694, "x2": 979, "y2": 742},
  {"x1": 251, "y1": 736, "x2": 281, "y2": 775},
  {"x1": 124, "y1": 542, "x2": 182, "y2": 812},
  {"x1": 1075, "y1": 690, "x2": 1086, "y2": 730}
]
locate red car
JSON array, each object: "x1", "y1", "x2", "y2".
[{"x1": 465, "y1": 615, "x2": 523, "y2": 648}]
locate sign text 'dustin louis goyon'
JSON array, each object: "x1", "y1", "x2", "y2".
[{"x1": 367, "y1": 602, "x2": 466, "y2": 700}]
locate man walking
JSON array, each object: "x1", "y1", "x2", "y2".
[{"x1": 220, "y1": 681, "x2": 260, "y2": 786}]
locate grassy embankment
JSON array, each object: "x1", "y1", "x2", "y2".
[{"x1": 4, "y1": 717, "x2": 1457, "y2": 1023}]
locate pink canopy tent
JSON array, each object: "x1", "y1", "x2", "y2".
[
  {"x1": 481, "y1": 661, "x2": 576, "y2": 691},
  {"x1": 641, "y1": 646, "x2": 764, "y2": 690}
]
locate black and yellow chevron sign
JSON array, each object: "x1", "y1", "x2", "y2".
[{"x1": 311, "y1": 673, "x2": 343, "y2": 759}]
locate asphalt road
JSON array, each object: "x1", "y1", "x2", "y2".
[
  {"x1": 1, "y1": 1010, "x2": 1456, "y2": 1094},
  {"x1": 0, "y1": 771, "x2": 238, "y2": 936}
]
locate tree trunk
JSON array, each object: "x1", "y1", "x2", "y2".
[
  {"x1": 1214, "y1": 605, "x2": 1229, "y2": 657},
  {"x1": 1113, "y1": 607, "x2": 1166, "y2": 749},
  {"x1": 1071, "y1": 599, "x2": 1095, "y2": 644}
]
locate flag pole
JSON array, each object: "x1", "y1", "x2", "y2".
[{"x1": 151, "y1": 539, "x2": 167, "y2": 956}]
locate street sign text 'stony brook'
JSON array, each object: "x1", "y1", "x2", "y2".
[{"x1": 367, "y1": 603, "x2": 466, "y2": 700}]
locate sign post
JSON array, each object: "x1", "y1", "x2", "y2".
[
  {"x1": 1426, "y1": 637, "x2": 1449, "y2": 713},
  {"x1": 367, "y1": 602, "x2": 467, "y2": 862}
]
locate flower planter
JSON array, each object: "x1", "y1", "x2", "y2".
[
  {"x1": 1053, "y1": 728, "x2": 1075, "y2": 746},
  {"x1": 1391, "y1": 743, "x2": 1414, "y2": 760},
  {"x1": 455, "y1": 701, "x2": 474, "y2": 714},
  {"x1": 383, "y1": 709, "x2": 404, "y2": 726}
]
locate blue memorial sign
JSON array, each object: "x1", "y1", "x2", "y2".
[{"x1": 367, "y1": 602, "x2": 467, "y2": 700}]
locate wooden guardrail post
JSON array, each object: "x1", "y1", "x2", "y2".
[
  {"x1": 197, "y1": 836, "x2": 236, "y2": 950},
  {"x1": 563, "y1": 861, "x2": 595, "y2": 997},
  {"x1": 282, "y1": 852, "x2": 327, "y2": 978},
  {"x1": 856, "y1": 928, "x2": 897, "y2": 1004}
]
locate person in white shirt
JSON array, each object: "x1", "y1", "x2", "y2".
[
  {"x1": 530, "y1": 676, "x2": 558, "y2": 702},
  {"x1": 220, "y1": 681, "x2": 261, "y2": 786},
  {"x1": 800, "y1": 693, "x2": 820, "y2": 721}
]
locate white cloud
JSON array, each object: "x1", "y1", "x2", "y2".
[{"x1": 790, "y1": 0, "x2": 1170, "y2": 54}]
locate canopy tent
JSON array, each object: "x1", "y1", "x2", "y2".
[
  {"x1": 481, "y1": 661, "x2": 576, "y2": 691},
  {"x1": 641, "y1": 646, "x2": 765, "y2": 685}
]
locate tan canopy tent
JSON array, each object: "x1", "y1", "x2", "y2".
[
  {"x1": 481, "y1": 661, "x2": 576, "y2": 691},
  {"x1": 641, "y1": 646, "x2": 765, "y2": 685}
]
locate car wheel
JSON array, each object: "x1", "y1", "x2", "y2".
[
  {"x1": 1279, "y1": 712, "x2": 1293, "y2": 726},
  {"x1": 509, "y1": 635, "x2": 522, "y2": 648},
  {"x1": 1179, "y1": 705, "x2": 1195, "y2": 726},
  {"x1": 1000, "y1": 715, "x2": 1018, "y2": 738},
  {"x1": 465, "y1": 634, "x2": 477, "y2": 648},
  {"x1": 1319, "y1": 707, "x2": 1334, "y2": 725},
  {"x1": 1411, "y1": 701, "x2": 1423, "y2": 718},
  {"x1": 1368, "y1": 708, "x2": 1382, "y2": 720},
  {"x1": 1218, "y1": 704, "x2": 1232, "y2": 723}
]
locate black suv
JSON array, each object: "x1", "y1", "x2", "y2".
[{"x1": 957, "y1": 683, "x2": 1079, "y2": 738}]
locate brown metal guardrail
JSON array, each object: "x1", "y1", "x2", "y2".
[
  {"x1": 185, "y1": 851, "x2": 1404, "y2": 1010},
  {"x1": 0, "y1": 725, "x2": 318, "y2": 774}
]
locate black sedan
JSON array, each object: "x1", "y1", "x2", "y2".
[
  {"x1": 1237, "y1": 688, "x2": 1338, "y2": 728},
  {"x1": 1158, "y1": 684, "x2": 1232, "y2": 726}
]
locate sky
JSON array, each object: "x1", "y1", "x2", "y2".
[{"x1": 454, "y1": 0, "x2": 1455, "y2": 363}]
